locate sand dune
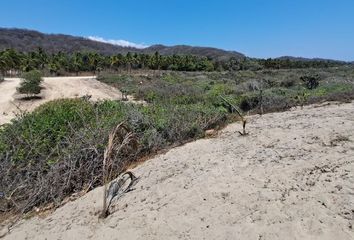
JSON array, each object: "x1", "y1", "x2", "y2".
[
  {"x1": 2, "y1": 101, "x2": 353, "y2": 240},
  {"x1": 0, "y1": 76, "x2": 123, "y2": 125}
]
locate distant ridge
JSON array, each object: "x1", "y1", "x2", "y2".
[
  {"x1": 1, "y1": 28, "x2": 349, "y2": 62},
  {"x1": 276, "y1": 56, "x2": 347, "y2": 64},
  {"x1": 0, "y1": 28, "x2": 141, "y2": 55},
  {"x1": 0, "y1": 28, "x2": 245, "y2": 61},
  {"x1": 143, "y1": 44, "x2": 245, "y2": 61}
]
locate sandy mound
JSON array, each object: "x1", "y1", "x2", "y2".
[
  {"x1": 2, "y1": 101, "x2": 354, "y2": 240},
  {"x1": 0, "y1": 76, "x2": 124, "y2": 125}
]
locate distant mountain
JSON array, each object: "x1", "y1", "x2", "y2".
[
  {"x1": 0, "y1": 28, "x2": 245, "y2": 61},
  {"x1": 0, "y1": 28, "x2": 141, "y2": 55},
  {"x1": 143, "y1": 44, "x2": 245, "y2": 61},
  {"x1": 277, "y1": 56, "x2": 347, "y2": 64}
]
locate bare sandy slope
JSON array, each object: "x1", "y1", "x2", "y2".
[
  {"x1": 0, "y1": 76, "x2": 123, "y2": 125},
  {"x1": 2, "y1": 102, "x2": 354, "y2": 240}
]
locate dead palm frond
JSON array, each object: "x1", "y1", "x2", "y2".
[
  {"x1": 219, "y1": 95, "x2": 248, "y2": 136},
  {"x1": 100, "y1": 122, "x2": 138, "y2": 218}
]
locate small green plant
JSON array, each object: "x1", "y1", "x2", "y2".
[
  {"x1": 296, "y1": 91, "x2": 310, "y2": 108},
  {"x1": 17, "y1": 70, "x2": 43, "y2": 97}
]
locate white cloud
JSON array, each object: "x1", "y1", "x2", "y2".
[{"x1": 87, "y1": 36, "x2": 148, "y2": 49}]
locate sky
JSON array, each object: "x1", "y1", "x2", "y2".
[{"x1": 1, "y1": 0, "x2": 353, "y2": 61}]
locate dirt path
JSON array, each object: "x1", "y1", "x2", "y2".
[
  {"x1": 2, "y1": 102, "x2": 354, "y2": 240},
  {"x1": 0, "y1": 76, "x2": 124, "y2": 125}
]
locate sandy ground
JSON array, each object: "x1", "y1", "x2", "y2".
[
  {"x1": 0, "y1": 76, "x2": 124, "y2": 125},
  {"x1": 1, "y1": 101, "x2": 353, "y2": 240}
]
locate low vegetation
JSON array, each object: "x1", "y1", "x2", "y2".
[
  {"x1": 0, "y1": 98, "x2": 227, "y2": 214},
  {"x1": 98, "y1": 67, "x2": 354, "y2": 113},
  {"x1": 0, "y1": 56, "x2": 354, "y2": 217}
]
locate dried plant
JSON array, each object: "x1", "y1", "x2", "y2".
[
  {"x1": 219, "y1": 95, "x2": 248, "y2": 136},
  {"x1": 100, "y1": 122, "x2": 138, "y2": 218}
]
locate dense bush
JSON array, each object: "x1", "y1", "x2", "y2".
[
  {"x1": 17, "y1": 70, "x2": 43, "y2": 96},
  {"x1": 280, "y1": 78, "x2": 297, "y2": 88},
  {"x1": 0, "y1": 99, "x2": 226, "y2": 213},
  {"x1": 301, "y1": 74, "x2": 320, "y2": 90}
]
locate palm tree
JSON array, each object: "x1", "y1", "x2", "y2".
[
  {"x1": 88, "y1": 52, "x2": 100, "y2": 74},
  {"x1": 36, "y1": 47, "x2": 48, "y2": 69},
  {"x1": 70, "y1": 52, "x2": 84, "y2": 75},
  {"x1": 110, "y1": 55, "x2": 122, "y2": 72},
  {"x1": 0, "y1": 51, "x2": 7, "y2": 76},
  {"x1": 125, "y1": 52, "x2": 133, "y2": 73},
  {"x1": 0, "y1": 49, "x2": 22, "y2": 76}
]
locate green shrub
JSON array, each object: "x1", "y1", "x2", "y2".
[
  {"x1": 239, "y1": 94, "x2": 259, "y2": 112},
  {"x1": 17, "y1": 70, "x2": 43, "y2": 96},
  {"x1": 0, "y1": 99, "x2": 226, "y2": 213},
  {"x1": 3, "y1": 67, "x2": 354, "y2": 214},
  {"x1": 280, "y1": 78, "x2": 297, "y2": 88},
  {"x1": 300, "y1": 74, "x2": 320, "y2": 90}
]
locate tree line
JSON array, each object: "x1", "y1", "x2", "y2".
[
  {"x1": 0, "y1": 48, "x2": 217, "y2": 75},
  {"x1": 257, "y1": 58, "x2": 345, "y2": 69},
  {"x1": 0, "y1": 48, "x2": 347, "y2": 76}
]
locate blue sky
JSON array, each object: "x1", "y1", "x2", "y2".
[{"x1": 1, "y1": 0, "x2": 353, "y2": 60}]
